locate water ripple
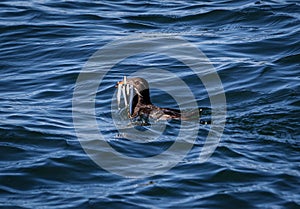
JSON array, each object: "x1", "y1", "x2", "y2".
[{"x1": 0, "y1": 0, "x2": 299, "y2": 208}]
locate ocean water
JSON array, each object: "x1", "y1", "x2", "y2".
[{"x1": 1, "y1": 0, "x2": 299, "y2": 208}]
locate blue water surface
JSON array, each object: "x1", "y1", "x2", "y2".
[{"x1": 0, "y1": 0, "x2": 299, "y2": 208}]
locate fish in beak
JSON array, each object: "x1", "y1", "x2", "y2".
[{"x1": 116, "y1": 76, "x2": 135, "y2": 116}]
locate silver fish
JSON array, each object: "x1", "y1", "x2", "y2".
[
  {"x1": 117, "y1": 83, "x2": 122, "y2": 110},
  {"x1": 129, "y1": 84, "x2": 134, "y2": 116},
  {"x1": 122, "y1": 84, "x2": 128, "y2": 106}
]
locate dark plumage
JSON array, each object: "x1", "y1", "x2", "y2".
[
  {"x1": 125, "y1": 77, "x2": 180, "y2": 120},
  {"x1": 116, "y1": 77, "x2": 210, "y2": 125}
]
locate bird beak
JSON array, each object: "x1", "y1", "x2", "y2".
[{"x1": 115, "y1": 80, "x2": 123, "y2": 88}]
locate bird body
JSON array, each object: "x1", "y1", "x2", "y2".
[{"x1": 116, "y1": 77, "x2": 209, "y2": 125}]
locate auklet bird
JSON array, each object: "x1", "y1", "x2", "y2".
[{"x1": 116, "y1": 76, "x2": 209, "y2": 125}]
